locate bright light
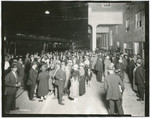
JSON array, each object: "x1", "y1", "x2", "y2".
[{"x1": 45, "y1": 10, "x2": 50, "y2": 14}]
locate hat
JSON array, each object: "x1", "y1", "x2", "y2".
[
  {"x1": 129, "y1": 54, "x2": 134, "y2": 58},
  {"x1": 11, "y1": 64, "x2": 17, "y2": 69},
  {"x1": 73, "y1": 64, "x2": 78, "y2": 69},
  {"x1": 106, "y1": 56, "x2": 110, "y2": 59},
  {"x1": 42, "y1": 64, "x2": 48, "y2": 68},
  {"x1": 118, "y1": 58, "x2": 123, "y2": 63},
  {"x1": 80, "y1": 63, "x2": 84, "y2": 67},
  {"x1": 13, "y1": 59, "x2": 17, "y2": 62}
]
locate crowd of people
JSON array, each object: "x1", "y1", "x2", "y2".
[{"x1": 4, "y1": 49, "x2": 145, "y2": 115}]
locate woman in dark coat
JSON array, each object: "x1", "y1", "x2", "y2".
[
  {"x1": 79, "y1": 63, "x2": 86, "y2": 96},
  {"x1": 38, "y1": 64, "x2": 49, "y2": 102}
]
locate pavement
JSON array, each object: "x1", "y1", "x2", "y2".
[{"x1": 10, "y1": 73, "x2": 145, "y2": 116}]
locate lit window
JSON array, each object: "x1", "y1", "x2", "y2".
[
  {"x1": 135, "y1": 11, "x2": 142, "y2": 29},
  {"x1": 102, "y1": 3, "x2": 111, "y2": 8},
  {"x1": 125, "y1": 19, "x2": 130, "y2": 32}
]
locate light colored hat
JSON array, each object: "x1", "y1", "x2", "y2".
[
  {"x1": 107, "y1": 63, "x2": 115, "y2": 70},
  {"x1": 106, "y1": 56, "x2": 110, "y2": 59},
  {"x1": 80, "y1": 63, "x2": 84, "y2": 67},
  {"x1": 73, "y1": 64, "x2": 78, "y2": 69},
  {"x1": 118, "y1": 58, "x2": 123, "y2": 63}
]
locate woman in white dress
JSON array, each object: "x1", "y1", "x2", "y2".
[
  {"x1": 64, "y1": 60, "x2": 72, "y2": 95},
  {"x1": 69, "y1": 64, "x2": 80, "y2": 100}
]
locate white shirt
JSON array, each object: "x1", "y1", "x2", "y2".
[{"x1": 4, "y1": 61, "x2": 10, "y2": 70}]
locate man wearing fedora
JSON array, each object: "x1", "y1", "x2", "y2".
[
  {"x1": 27, "y1": 61, "x2": 38, "y2": 101},
  {"x1": 104, "y1": 63, "x2": 124, "y2": 115},
  {"x1": 135, "y1": 58, "x2": 145, "y2": 101},
  {"x1": 5, "y1": 64, "x2": 21, "y2": 114},
  {"x1": 55, "y1": 62, "x2": 66, "y2": 105}
]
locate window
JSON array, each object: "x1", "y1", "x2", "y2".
[
  {"x1": 102, "y1": 3, "x2": 111, "y2": 8},
  {"x1": 135, "y1": 11, "x2": 142, "y2": 29},
  {"x1": 125, "y1": 19, "x2": 130, "y2": 32}
]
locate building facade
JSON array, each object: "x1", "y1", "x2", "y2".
[{"x1": 88, "y1": 2, "x2": 146, "y2": 59}]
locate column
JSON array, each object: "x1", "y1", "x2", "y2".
[
  {"x1": 103, "y1": 34, "x2": 106, "y2": 49},
  {"x1": 92, "y1": 25, "x2": 96, "y2": 51},
  {"x1": 106, "y1": 33, "x2": 108, "y2": 50},
  {"x1": 102, "y1": 34, "x2": 104, "y2": 49},
  {"x1": 109, "y1": 30, "x2": 113, "y2": 46}
]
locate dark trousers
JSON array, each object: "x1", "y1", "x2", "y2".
[
  {"x1": 53, "y1": 85, "x2": 58, "y2": 98},
  {"x1": 137, "y1": 84, "x2": 144, "y2": 99},
  {"x1": 128, "y1": 71, "x2": 133, "y2": 84},
  {"x1": 108, "y1": 99, "x2": 124, "y2": 115},
  {"x1": 96, "y1": 71, "x2": 102, "y2": 82},
  {"x1": 58, "y1": 84, "x2": 64, "y2": 103},
  {"x1": 29, "y1": 83, "x2": 36, "y2": 100},
  {"x1": 5, "y1": 92, "x2": 17, "y2": 113}
]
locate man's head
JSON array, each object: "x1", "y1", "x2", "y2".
[
  {"x1": 32, "y1": 61, "x2": 37, "y2": 69},
  {"x1": 79, "y1": 63, "x2": 84, "y2": 68},
  {"x1": 107, "y1": 63, "x2": 115, "y2": 74},
  {"x1": 106, "y1": 56, "x2": 110, "y2": 59},
  {"x1": 41, "y1": 64, "x2": 48, "y2": 71},
  {"x1": 73, "y1": 64, "x2": 78, "y2": 71},
  {"x1": 136, "y1": 58, "x2": 142, "y2": 66},
  {"x1": 55, "y1": 63, "x2": 61, "y2": 69},
  {"x1": 118, "y1": 58, "x2": 123, "y2": 63},
  {"x1": 11, "y1": 64, "x2": 18, "y2": 72},
  {"x1": 50, "y1": 64, "x2": 55, "y2": 69}
]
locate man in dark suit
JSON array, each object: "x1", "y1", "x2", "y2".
[
  {"x1": 95, "y1": 55, "x2": 103, "y2": 83},
  {"x1": 5, "y1": 64, "x2": 21, "y2": 114},
  {"x1": 135, "y1": 59, "x2": 145, "y2": 101},
  {"x1": 55, "y1": 62, "x2": 66, "y2": 105},
  {"x1": 27, "y1": 61, "x2": 38, "y2": 101},
  {"x1": 17, "y1": 58, "x2": 25, "y2": 89},
  {"x1": 104, "y1": 63, "x2": 125, "y2": 115},
  {"x1": 128, "y1": 55, "x2": 135, "y2": 84}
]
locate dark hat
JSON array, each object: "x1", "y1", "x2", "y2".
[
  {"x1": 129, "y1": 54, "x2": 134, "y2": 58},
  {"x1": 41, "y1": 64, "x2": 48, "y2": 69},
  {"x1": 13, "y1": 58, "x2": 17, "y2": 62},
  {"x1": 11, "y1": 64, "x2": 17, "y2": 69}
]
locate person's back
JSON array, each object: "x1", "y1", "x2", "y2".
[
  {"x1": 104, "y1": 64, "x2": 125, "y2": 115},
  {"x1": 105, "y1": 74, "x2": 124, "y2": 100}
]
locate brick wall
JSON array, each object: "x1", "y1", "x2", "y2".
[{"x1": 110, "y1": 2, "x2": 145, "y2": 52}]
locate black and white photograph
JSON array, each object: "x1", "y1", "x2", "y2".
[{"x1": 1, "y1": 1, "x2": 149, "y2": 116}]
